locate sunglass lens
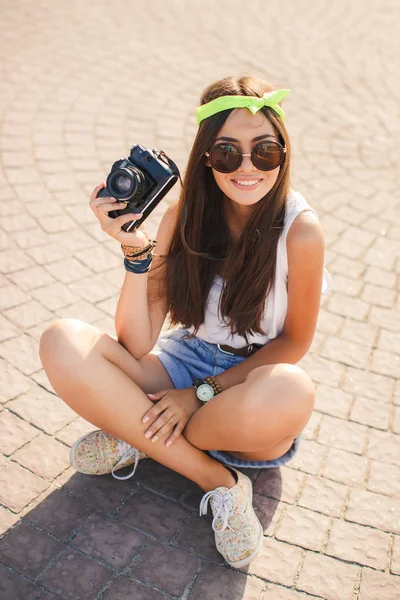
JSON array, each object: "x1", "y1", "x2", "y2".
[
  {"x1": 210, "y1": 144, "x2": 241, "y2": 172},
  {"x1": 253, "y1": 141, "x2": 284, "y2": 171}
]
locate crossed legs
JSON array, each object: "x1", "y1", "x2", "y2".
[{"x1": 39, "y1": 319, "x2": 315, "y2": 490}]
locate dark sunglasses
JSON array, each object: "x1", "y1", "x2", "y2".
[{"x1": 205, "y1": 140, "x2": 286, "y2": 173}]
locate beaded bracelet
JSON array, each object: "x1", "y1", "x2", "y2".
[{"x1": 204, "y1": 375, "x2": 222, "y2": 395}]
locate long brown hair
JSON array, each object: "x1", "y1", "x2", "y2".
[{"x1": 161, "y1": 75, "x2": 291, "y2": 342}]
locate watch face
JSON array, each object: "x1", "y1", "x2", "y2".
[{"x1": 197, "y1": 383, "x2": 214, "y2": 402}]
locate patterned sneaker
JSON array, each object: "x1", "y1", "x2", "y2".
[
  {"x1": 70, "y1": 430, "x2": 147, "y2": 480},
  {"x1": 199, "y1": 467, "x2": 263, "y2": 568}
]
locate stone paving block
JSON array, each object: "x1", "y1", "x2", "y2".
[
  {"x1": 296, "y1": 551, "x2": 359, "y2": 600},
  {"x1": 0, "y1": 505, "x2": 18, "y2": 535},
  {"x1": 115, "y1": 486, "x2": 191, "y2": 542},
  {"x1": 326, "y1": 519, "x2": 389, "y2": 570},
  {"x1": 342, "y1": 366, "x2": 394, "y2": 402},
  {"x1": 392, "y1": 535, "x2": 400, "y2": 575},
  {"x1": 302, "y1": 410, "x2": 322, "y2": 439},
  {"x1": 0, "y1": 283, "x2": 30, "y2": 311},
  {"x1": 252, "y1": 493, "x2": 284, "y2": 536},
  {"x1": 0, "y1": 459, "x2": 49, "y2": 513},
  {"x1": 60, "y1": 471, "x2": 137, "y2": 513},
  {"x1": 0, "y1": 563, "x2": 42, "y2": 600},
  {"x1": 362, "y1": 283, "x2": 396, "y2": 308},
  {"x1": 350, "y1": 396, "x2": 390, "y2": 430},
  {"x1": 369, "y1": 306, "x2": 400, "y2": 332},
  {"x1": 393, "y1": 407, "x2": 400, "y2": 434},
  {"x1": 7, "y1": 386, "x2": 76, "y2": 435},
  {"x1": 12, "y1": 433, "x2": 70, "y2": 480},
  {"x1": 134, "y1": 459, "x2": 193, "y2": 502},
  {"x1": 30, "y1": 281, "x2": 81, "y2": 311},
  {"x1": 346, "y1": 488, "x2": 400, "y2": 534},
  {"x1": 0, "y1": 410, "x2": 39, "y2": 455},
  {"x1": 318, "y1": 414, "x2": 368, "y2": 454},
  {"x1": 72, "y1": 513, "x2": 146, "y2": 569},
  {"x1": 0, "y1": 333, "x2": 42, "y2": 375},
  {"x1": 329, "y1": 256, "x2": 365, "y2": 279},
  {"x1": 190, "y1": 563, "x2": 265, "y2": 600},
  {"x1": 296, "y1": 355, "x2": 345, "y2": 387},
  {"x1": 358, "y1": 568, "x2": 400, "y2": 600},
  {"x1": 44, "y1": 256, "x2": 93, "y2": 284},
  {"x1": 322, "y1": 447, "x2": 369, "y2": 487},
  {"x1": 339, "y1": 319, "x2": 378, "y2": 347},
  {"x1": 54, "y1": 298, "x2": 107, "y2": 322},
  {"x1": 0, "y1": 313, "x2": 21, "y2": 342},
  {"x1": 0, "y1": 521, "x2": 64, "y2": 579},
  {"x1": 327, "y1": 294, "x2": 370, "y2": 321},
  {"x1": 377, "y1": 329, "x2": 400, "y2": 353},
  {"x1": 320, "y1": 336, "x2": 371, "y2": 369},
  {"x1": 276, "y1": 505, "x2": 330, "y2": 551},
  {"x1": 314, "y1": 384, "x2": 352, "y2": 419},
  {"x1": 37, "y1": 548, "x2": 113, "y2": 599},
  {"x1": 367, "y1": 429, "x2": 400, "y2": 466},
  {"x1": 248, "y1": 537, "x2": 303, "y2": 586},
  {"x1": 371, "y1": 349, "x2": 400, "y2": 378},
  {"x1": 262, "y1": 583, "x2": 324, "y2": 599},
  {"x1": 254, "y1": 465, "x2": 305, "y2": 504},
  {"x1": 298, "y1": 475, "x2": 348, "y2": 517},
  {"x1": 174, "y1": 512, "x2": 223, "y2": 564},
  {"x1": 102, "y1": 575, "x2": 169, "y2": 599},
  {"x1": 69, "y1": 272, "x2": 119, "y2": 303},
  {"x1": 287, "y1": 439, "x2": 326, "y2": 475},
  {"x1": 0, "y1": 248, "x2": 36, "y2": 274},
  {"x1": 2, "y1": 299, "x2": 54, "y2": 329},
  {"x1": 367, "y1": 460, "x2": 400, "y2": 498},
  {"x1": 55, "y1": 417, "x2": 97, "y2": 446},
  {"x1": 127, "y1": 540, "x2": 201, "y2": 597},
  {"x1": 23, "y1": 487, "x2": 94, "y2": 540}
]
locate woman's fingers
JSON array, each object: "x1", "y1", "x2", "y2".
[
  {"x1": 144, "y1": 413, "x2": 175, "y2": 442},
  {"x1": 90, "y1": 182, "x2": 106, "y2": 203},
  {"x1": 165, "y1": 423, "x2": 185, "y2": 447},
  {"x1": 145, "y1": 415, "x2": 176, "y2": 442}
]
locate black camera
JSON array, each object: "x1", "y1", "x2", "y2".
[{"x1": 97, "y1": 144, "x2": 180, "y2": 232}]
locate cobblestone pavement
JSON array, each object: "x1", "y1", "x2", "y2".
[{"x1": 0, "y1": 0, "x2": 399, "y2": 598}]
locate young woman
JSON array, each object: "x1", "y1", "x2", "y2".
[{"x1": 39, "y1": 75, "x2": 331, "y2": 568}]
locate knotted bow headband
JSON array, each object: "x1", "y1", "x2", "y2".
[{"x1": 196, "y1": 88, "x2": 291, "y2": 125}]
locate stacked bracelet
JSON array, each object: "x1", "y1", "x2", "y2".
[
  {"x1": 204, "y1": 376, "x2": 222, "y2": 395},
  {"x1": 122, "y1": 240, "x2": 157, "y2": 274}
]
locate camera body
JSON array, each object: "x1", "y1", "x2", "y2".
[{"x1": 97, "y1": 144, "x2": 180, "y2": 232}]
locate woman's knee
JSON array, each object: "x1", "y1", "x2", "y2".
[
  {"x1": 39, "y1": 318, "x2": 101, "y2": 370},
  {"x1": 246, "y1": 363, "x2": 316, "y2": 414}
]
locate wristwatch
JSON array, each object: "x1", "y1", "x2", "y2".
[{"x1": 193, "y1": 379, "x2": 215, "y2": 402}]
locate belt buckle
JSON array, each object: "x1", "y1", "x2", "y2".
[{"x1": 217, "y1": 344, "x2": 235, "y2": 356}]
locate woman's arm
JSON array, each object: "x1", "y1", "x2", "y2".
[
  {"x1": 115, "y1": 202, "x2": 178, "y2": 359},
  {"x1": 214, "y1": 211, "x2": 325, "y2": 390}
]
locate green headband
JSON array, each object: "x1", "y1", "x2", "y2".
[{"x1": 196, "y1": 88, "x2": 291, "y2": 125}]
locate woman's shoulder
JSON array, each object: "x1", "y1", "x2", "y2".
[{"x1": 284, "y1": 189, "x2": 324, "y2": 248}]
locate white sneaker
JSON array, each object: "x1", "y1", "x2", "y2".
[
  {"x1": 70, "y1": 430, "x2": 147, "y2": 480},
  {"x1": 200, "y1": 467, "x2": 263, "y2": 568}
]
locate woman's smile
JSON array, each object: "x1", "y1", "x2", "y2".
[{"x1": 231, "y1": 178, "x2": 263, "y2": 191}]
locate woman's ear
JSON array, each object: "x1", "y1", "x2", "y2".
[{"x1": 204, "y1": 152, "x2": 211, "y2": 168}]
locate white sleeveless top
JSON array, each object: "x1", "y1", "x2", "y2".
[{"x1": 187, "y1": 189, "x2": 332, "y2": 348}]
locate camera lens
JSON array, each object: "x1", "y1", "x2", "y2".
[
  {"x1": 107, "y1": 166, "x2": 145, "y2": 201},
  {"x1": 115, "y1": 175, "x2": 131, "y2": 192}
]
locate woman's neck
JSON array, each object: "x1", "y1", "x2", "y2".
[{"x1": 222, "y1": 196, "x2": 254, "y2": 241}]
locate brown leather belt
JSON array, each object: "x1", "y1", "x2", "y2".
[{"x1": 217, "y1": 343, "x2": 263, "y2": 358}]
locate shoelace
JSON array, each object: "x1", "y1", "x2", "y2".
[
  {"x1": 199, "y1": 489, "x2": 235, "y2": 532},
  {"x1": 111, "y1": 441, "x2": 142, "y2": 481}
]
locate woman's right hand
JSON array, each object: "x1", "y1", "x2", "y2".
[{"x1": 89, "y1": 182, "x2": 150, "y2": 247}]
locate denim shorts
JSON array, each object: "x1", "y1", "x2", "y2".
[{"x1": 151, "y1": 327, "x2": 301, "y2": 469}]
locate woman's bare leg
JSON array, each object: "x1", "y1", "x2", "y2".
[{"x1": 39, "y1": 318, "x2": 235, "y2": 492}]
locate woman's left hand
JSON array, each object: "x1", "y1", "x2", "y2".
[{"x1": 142, "y1": 388, "x2": 202, "y2": 447}]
